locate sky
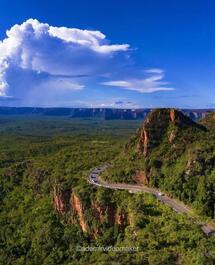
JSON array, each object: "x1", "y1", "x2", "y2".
[{"x1": 0, "y1": 0, "x2": 215, "y2": 108}]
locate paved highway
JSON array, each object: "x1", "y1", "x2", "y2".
[{"x1": 88, "y1": 165, "x2": 215, "y2": 237}]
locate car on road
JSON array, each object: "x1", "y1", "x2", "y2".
[
  {"x1": 172, "y1": 207, "x2": 180, "y2": 213},
  {"x1": 208, "y1": 231, "x2": 215, "y2": 237},
  {"x1": 158, "y1": 192, "x2": 164, "y2": 196},
  {"x1": 92, "y1": 172, "x2": 98, "y2": 176},
  {"x1": 94, "y1": 167, "x2": 102, "y2": 171}
]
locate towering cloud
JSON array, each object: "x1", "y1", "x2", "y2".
[
  {"x1": 0, "y1": 19, "x2": 129, "y2": 103},
  {"x1": 0, "y1": 19, "x2": 173, "y2": 107}
]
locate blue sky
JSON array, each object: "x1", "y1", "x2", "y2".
[{"x1": 0, "y1": 0, "x2": 214, "y2": 108}]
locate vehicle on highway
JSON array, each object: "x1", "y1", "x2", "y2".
[
  {"x1": 158, "y1": 192, "x2": 164, "y2": 196},
  {"x1": 208, "y1": 231, "x2": 215, "y2": 237},
  {"x1": 129, "y1": 190, "x2": 139, "y2": 193},
  {"x1": 90, "y1": 174, "x2": 97, "y2": 179},
  {"x1": 93, "y1": 170, "x2": 101, "y2": 174},
  {"x1": 172, "y1": 208, "x2": 179, "y2": 213}
]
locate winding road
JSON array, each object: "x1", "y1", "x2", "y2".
[{"x1": 88, "y1": 165, "x2": 215, "y2": 237}]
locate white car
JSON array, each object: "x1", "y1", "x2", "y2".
[{"x1": 158, "y1": 192, "x2": 164, "y2": 196}]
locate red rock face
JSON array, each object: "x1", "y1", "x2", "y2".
[
  {"x1": 53, "y1": 187, "x2": 129, "y2": 237},
  {"x1": 53, "y1": 185, "x2": 70, "y2": 215},
  {"x1": 170, "y1": 109, "x2": 176, "y2": 122},
  {"x1": 143, "y1": 129, "x2": 148, "y2": 157},
  {"x1": 53, "y1": 187, "x2": 88, "y2": 232},
  {"x1": 71, "y1": 193, "x2": 88, "y2": 233},
  {"x1": 92, "y1": 201, "x2": 116, "y2": 225},
  {"x1": 115, "y1": 210, "x2": 128, "y2": 227},
  {"x1": 92, "y1": 202, "x2": 107, "y2": 223},
  {"x1": 138, "y1": 110, "x2": 171, "y2": 157},
  {"x1": 137, "y1": 109, "x2": 203, "y2": 157},
  {"x1": 91, "y1": 226, "x2": 99, "y2": 239},
  {"x1": 132, "y1": 170, "x2": 149, "y2": 185}
]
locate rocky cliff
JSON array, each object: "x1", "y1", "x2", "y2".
[
  {"x1": 53, "y1": 186, "x2": 129, "y2": 237},
  {"x1": 53, "y1": 185, "x2": 70, "y2": 215},
  {"x1": 71, "y1": 192, "x2": 88, "y2": 233},
  {"x1": 136, "y1": 109, "x2": 206, "y2": 157}
]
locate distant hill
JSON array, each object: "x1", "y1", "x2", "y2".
[{"x1": 0, "y1": 106, "x2": 213, "y2": 121}]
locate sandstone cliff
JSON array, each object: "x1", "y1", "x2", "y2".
[
  {"x1": 53, "y1": 186, "x2": 129, "y2": 238},
  {"x1": 136, "y1": 109, "x2": 205, "y2": 157}
]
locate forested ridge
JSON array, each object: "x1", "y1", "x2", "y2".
[{"x1": 0, "y1": 114, "x2": 215, "y2": 265}]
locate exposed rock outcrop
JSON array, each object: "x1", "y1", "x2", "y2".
[
  {"x1": 115, "y1": 210, "x2": 128, "y2": 228},
  {"x1": 132, "y1": 170, "x2": 149, "y2": 185},
  {"x1": 53, "y1": 185, "x2": 70, "y2": 215},
  {"x1": 71, "y1": 193, "x2": 88, "y2": 233},
  {"x1": 53, "y1": 187, "x2": 88, "y2": 232},
  {"x1": 137, "y1": 109, "x2": 205, "y2": 157},
  {"x1": 92, "y1": 202, "x2": 107, "y2": 223},
  {"x1": 53, "y1": 187, "x2": 129, "y2": 237}
]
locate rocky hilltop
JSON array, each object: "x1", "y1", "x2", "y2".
[
  {"x1": 105, "y1": 108, "x2": 215, "y2": 218},
  {"x1": 136, "y1": 109, "x2": 206, "y2": 157}
]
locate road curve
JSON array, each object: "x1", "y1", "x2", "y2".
[{"x1": 88, "y1": 165, "x2": 215, "y2": 237}]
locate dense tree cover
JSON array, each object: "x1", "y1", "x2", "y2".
[{"x1": 0, "y1": 116, "x2": 214, "y2": 265}]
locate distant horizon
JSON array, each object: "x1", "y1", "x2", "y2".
[{"x1": 0, "y1": 105, "x2": 214, "y2": 111}]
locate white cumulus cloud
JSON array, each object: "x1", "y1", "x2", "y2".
[
  {"x1": 48, "y1": 26, "x2": 129, "y2": 53},
  {"x1": 0, "y1": 18, "x2": 129, "y2": 103}
]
